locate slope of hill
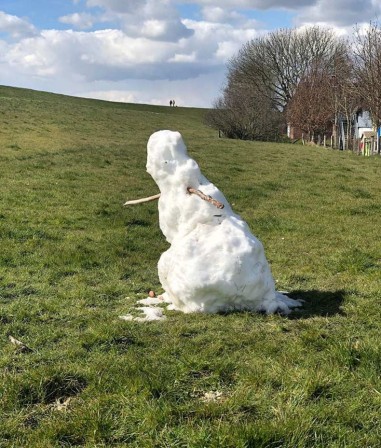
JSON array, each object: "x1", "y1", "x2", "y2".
[
  {"x1": 0, "y1": 85, "x2": 381, "y2": 447},
  {"x1": 0, "y1": 85, "x2": 208, "y2": 153}
]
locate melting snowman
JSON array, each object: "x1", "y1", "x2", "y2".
[{"x1": 126, "y1": 130, "x2": 301, "y2": 315}]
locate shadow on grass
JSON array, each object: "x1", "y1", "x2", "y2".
[{"x1": 287, "y1": 289, "x2": 346, "y2": 319}]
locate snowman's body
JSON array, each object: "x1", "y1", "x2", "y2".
[{"x1": 146, "y1": 130, "x2": 300, "y2": 314}]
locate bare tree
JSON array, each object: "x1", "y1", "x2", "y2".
[
  {"x1": 207, "y1": 26, "x2": 348, "y2": 142},
  {"x1": 230, "y1": 26, "x2": 348, "y2": 111},
  {"x1": 333, "y1": 54, "x2": 361, "y2": 149},
  {"x1": 352, "y1": 21, "x2": 381, "y2": 130},
  {"x1": 287, "y1": 62, "x2": 335, "y2": 141},
  {"x1": 287, "y1": 52, "x2": 358, "y2": 148},
  {"x1": 205, "y1": 76, "x2": 282, "y2": 141}
]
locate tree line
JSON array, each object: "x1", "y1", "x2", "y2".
[{"x1": 206, "y1": 22, "x2": 381, "y2": 147}]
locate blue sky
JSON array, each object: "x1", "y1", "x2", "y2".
[{"x1": 0, "y1": 0, "x2": 380, "y2": 107}]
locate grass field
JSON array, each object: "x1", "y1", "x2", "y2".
[{"x1": 0, "y1": 85, "x2": 381, "y2": 447}]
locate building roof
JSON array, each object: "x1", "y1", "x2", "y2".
[{"x1": 362, "y1": 130, "x2": 376, "y2": 138}]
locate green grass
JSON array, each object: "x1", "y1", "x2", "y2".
[{"x1": 1, "y1": 85, "x2": 381, "y2": 447}]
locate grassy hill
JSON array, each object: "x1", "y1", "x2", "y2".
[{"x1": 0, "y1": 85, "x2": 381, "y2": 447}]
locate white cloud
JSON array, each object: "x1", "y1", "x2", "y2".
[
  {"x1": 3, "y1": 0, "x2": 378, "y2": 109},
  {"x1": 182, "y1": 19, "x2": 258, "y2": 61},
  {"x1": 80, "y1": 89, "x2": 138, "y2": 103},
  {"x1": 5, "y1": 32, "x2": 61, "y2": 76},
  {"x1": 0, "y1": 11, "x2": 37, "y2": 38},
  {"x1": 2, "y1": 29, "x2": 180, "y2": 80},
  {"x1": 0, "y1": 4, "x2": 255, "y2": 106},
  {"x1": 1, "y1": 14, "x2": 260, "y2": 84},
  {"x1": 215, "y1": 41, "x2": 242, "y2": 60},
  {"x1": 201, "y1": 6, "x2": 243, "y2": 23},
  {"x1": 295, "y1": 0, "x2": 381, "y2": 27},
  {"x1": 126, "y1": 17, "x2": 194, "y2": 41},
  {"x1": 0, "y1": 3, "x2": 273, "y2": 109},
  {"x1": 180, "y1": 0, "x2": 316, "y2": 10},
  {"x1": 84, "y1": 0, "x2": 194, "y2": 42},
  {"x1": 86, "y1": 0, "x2": 142, "y2": 14},
  {"x1": 59, "y1": 12, "x2": 97, "y2": 30},
  {"x1": 168, "y1": 51, "x2": 196, "y2": 62},
  {"x1": 75, "y1": 69, "x2": 226, "y2": 107},
  {"x1": 141, "y1": 19, "x2": 169, "y2": 38}
]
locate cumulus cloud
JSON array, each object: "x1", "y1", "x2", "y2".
[
  {"x1": 1, "y1": 12, "x2": 260, "y2": 84},
  {"x1": 59, "y1": 12, "x2": 97, "y2": 30},
  {"x1": 168, "y1": 51, "x2": 196, "y2": 62},
  {"x1": 182, "y1": 19, "x2": 258, "y2": 61},
  {"x1": 86, "y1": 0, "x2": 142, "y2": 14},
  {"x1": 0, "y1": 11, "x2": 37, "y2": 38},
  {"x1": 200, "y1": 6, "x2": 263, "y2": 33},
  {"x1": 0, "y1": 4, "x2": 262, "y2": 113},
  {"x1": 201, "y1": 7, "x2": 245, "y2": 23},
  {"x1": 295, "y1": 0, "x2": 381, "y2": 27},
  {"x1": 75, "y1": 69, "x2": 227, "y2": 107},
  {"x1": 0, "y1": 30, "x2": 201, "y2": 83},
  {"x1": 3, "y1": 29, "x2": 178, "y2": 79},
  {"x1": 180, "y1": 0, "x2": 316, "y2": 10},
  {"x1": 84, "y1": 0, "x2": 194, "y2": 41},
  {"x1": 3, "y1": 0, "x2": 376, "y2": 108},
  {"x1": 80, "y1": 89, "x2": 138, "y2": 103},
  {"x1": 125, "y1": 17, "x2": 193, "y2": 41}
]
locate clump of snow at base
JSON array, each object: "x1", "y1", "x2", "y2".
[
  {"x1": 119, "y1": 299, "x2": 166, "y2": 322},
  {"x1": 126, "y1": 130, "x2": 301, "y2": 318}
]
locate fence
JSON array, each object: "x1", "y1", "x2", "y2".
[
  {"x1": 352, "y1": 136, "x2": 380, "y2": 156},
  {"x1": 301, "y1": 132, "x2": 381, "y2": 156}
]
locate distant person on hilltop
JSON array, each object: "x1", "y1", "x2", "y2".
[{"x1": 169, "y1": 100, "x2": 173, "y2": 107}]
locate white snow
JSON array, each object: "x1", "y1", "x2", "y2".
[
  {"x1": 137, "y1": 296, "x2": 164, "y2": 306},
  {"x1": 200, "y1": 391, "x2": 224, "y2": 402},
  {"x1": 144, "y1": 130, "x2": 301, "y2": 315},
  {"x1": 119, "y1": 306, "x2": 166, "y2": 322}
]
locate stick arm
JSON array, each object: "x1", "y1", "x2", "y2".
[
  {"x1": 187, "y1": 187, "x2": 225, "y2": 209},
  {"x1": 124, "y1": 193, "x2": 161, "y2": 205},
  {"x1": 124, "y1": 188, "x2": 224, "y2": 209}
]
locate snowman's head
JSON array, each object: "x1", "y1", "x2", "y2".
[{"x1": 146, "y1": 130, "x2": 200, "y2": 190}]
